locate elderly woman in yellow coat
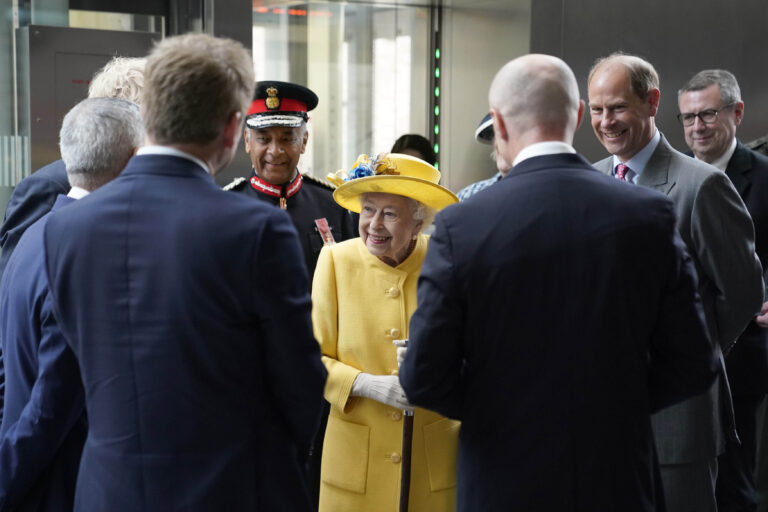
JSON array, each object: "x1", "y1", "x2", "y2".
[{"x1": 313, "y1": 153, "x2": 460, "y2": 511}]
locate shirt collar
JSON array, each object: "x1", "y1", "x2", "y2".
[
  {"x1": 137, "y1": 145, "x2": 210, "y2": 174},
  {"x1": 697, "y1": 138, "x2": 737, "y2": 172},
  {"x1": 67, "y1": 186, "x2": 90, "y2": 199},
  {"x1": 612, "y1": 129, "x2": 660, "y2": 181},
  {"x1": 513, "y1": 141, "x2": 577, "y2": 167}
]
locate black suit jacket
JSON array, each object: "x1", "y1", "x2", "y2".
[
  {"x1": 400, "y1": 152, "x2": 717, "y2": 511},
  {"x1": 724, "y1": 141, "x2": 768, "y2": 394}
]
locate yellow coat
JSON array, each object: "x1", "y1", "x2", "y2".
[{"x1": 312, "y1": 235, "x2": 459, "y2": 512}]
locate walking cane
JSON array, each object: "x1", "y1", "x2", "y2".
[
  {"x1": 395, "y1": 338, "x2": 413, "y2": 511},
  {"x1": 400, "y1": 408, "x2": 414, "y2": 512}
]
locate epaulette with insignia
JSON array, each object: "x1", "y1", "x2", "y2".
[
  {"x1": 301, "y1": 173, "x2": 336, "y2": 190},
  {"x1": 222, "y1": 177, "x2": 247, "y2": 191}
]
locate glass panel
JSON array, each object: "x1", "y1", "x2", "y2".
[
  {"x1": 69, "y1": 10, "x2": 165, "y2": 34},
  {"x1": 251, "y1": 3, "x2": 431, "y2": 178}
]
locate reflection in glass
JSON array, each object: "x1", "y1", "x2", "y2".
[{"x1": 251, "y1": 3, "x2": 430, "y2": 177}]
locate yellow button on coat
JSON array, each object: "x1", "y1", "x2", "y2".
[
  {"x1": 387, "y1": 287, "x2": 400, "y2": 298},
  {"x1": 391, "y1": 411, "x2": 402, "y2": 421},
  {"x1": 389, "y1": 328, "x2": 401, "y2": 338},
  {"x1": 391, "y1": 453, "x2": 402, "y2": 464}
]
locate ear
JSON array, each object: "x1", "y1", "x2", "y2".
[
  {"x1": 647, "y1": 88, "x2": 661, "y2": 117},
  {"x1": 734, "y1": 101, "x2": 745, "y2": 126},
  {"x1": 490, "y1": 108, "x2": 508, "y2": 142},
  {"x1": 300, "y1": 125, "x2": 309, "y2": 154},
  {"x1": 411, "y1": 220, "x2": 423, "y2": 239},
  {"x1": 576, "y1": 99, "x2": 585, "y2": 129},
  {"x1": 243, "y1": 126, "x2": 251, "y2": 153},
  {"x1": 222, "y1": 111, "x2": 242, "y2": 149}
]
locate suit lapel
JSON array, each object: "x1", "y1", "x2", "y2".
[
  {"x1": 725, "y1": 142, "x2": 751, "y2": 198},
  {"x1": 637, "y1": 135, "x2": 676, "y2": 195}
]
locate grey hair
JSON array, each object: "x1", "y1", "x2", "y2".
[
  {"x1": 678, "y1": 69, "x2": 741, "y2": 104},
  {"x1": 60, "y1": 98, "x2": 144, "y2": 190},
  {"x1": 88, "y1": 57, "x2": 146, "y2": 103},
  {"x1": 408, "y1": 198, "x2": 436, "y2": 230}
]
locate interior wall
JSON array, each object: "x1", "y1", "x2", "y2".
[
  {"x1": 441, "y1": 5, "x2": 530, "y2": 192},
  {"x1": 531, "y1": 0, "x2": 768, "y2": 162}
]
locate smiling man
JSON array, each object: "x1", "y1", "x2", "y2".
[
  {"x1": 589, "y1": 53, "x2": 763, "y2": 512},
  {"x1": 224, "y1": 80, "x2": 354, "y2": 508},
  {"x1": 225, "y1": 81, "x2": 355, "y2": 279},
  {"x1": 679, "y1": 69, "x2": 768, "y2": 512}
]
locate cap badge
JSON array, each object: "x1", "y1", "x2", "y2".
[{"x1": 265, "y1": 86, "x2": 280, "y2": 110}]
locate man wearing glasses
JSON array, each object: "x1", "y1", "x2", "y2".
[
  {"x1": 679, "y1": 69, "x2": 768, "y2": 512},
  {"x1": 589, "y1": 53, "x2": 763, "y2": 512}
]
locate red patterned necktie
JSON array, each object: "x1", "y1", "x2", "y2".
[{"x1": 616, "y1": 163, "x2": 631, "y2": 182}]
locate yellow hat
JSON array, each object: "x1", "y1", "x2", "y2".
[{"x1": 328, "y1": 153, "x2": 459, "y2": 213}]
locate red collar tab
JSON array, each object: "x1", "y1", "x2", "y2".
[
  {"x1": 250, "y1": 171, "x2": 303, "y2": 201},
  {"x1": 247, "y1": 98, "x2": 308, "y2": 116}
]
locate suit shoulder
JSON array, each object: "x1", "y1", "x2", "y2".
[
  {"x1": 16, "y1": 160, "x2": 69, "y2": 191},
  {"x1": 749, "y1": 147, "x2": 768, "y2": 171},
  {"x1": 747, "y1": 134, "x2": 768, "y2": 156},
  {"x1": 322, "y1": 237, "x2": 361, "y2": 262},
  {"x1": 222, "y1": 177, "x2": 247, "y2": 191},
  {"x1": 301, "y1": 173, "x2": 336, "y2": 192}
]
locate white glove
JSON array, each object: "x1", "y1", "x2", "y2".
[
  {"x1": 351, "y1": 373, "x2": 413, "y2": 412},
  {"x1": 393, "y1": 339, "x2": 408, "y2": 367}
]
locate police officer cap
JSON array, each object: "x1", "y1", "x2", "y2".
[
  {"x1": 475, "y1": 113, "x2": 494, "y2": 145},
  {"x1": 246, "y1": 80, "x2": 319, "y2": 130}
]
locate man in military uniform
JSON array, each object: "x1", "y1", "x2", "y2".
[
  {"x1": 225, "y1": 81, "x2": 355, "y2": 278},
  {"x1": 224, "y1": 80, "x2": 354, "y2": 508}
]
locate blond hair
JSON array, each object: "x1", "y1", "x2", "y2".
[
  {"x1": 88, "y1": 57, "x2": 146, "y2": 103},
  {"x1": 141, "y1": 33, "x2": 254, "y2": 145}
]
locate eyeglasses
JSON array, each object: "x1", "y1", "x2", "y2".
[{"x1": 677, "y1": 103, "x2": 736, "y2": 127}]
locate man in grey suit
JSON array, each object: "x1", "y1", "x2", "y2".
[{"x1": 588, "y1": 52, "x2": 764, "y2": 511}]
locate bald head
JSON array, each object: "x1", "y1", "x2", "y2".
[{"x1": 489, "y1": 54, "x2": 581, "y2": 140}]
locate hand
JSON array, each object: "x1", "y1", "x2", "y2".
[
  {"x1": 756, "y1": 301, "x2": 768, "y2": 328},
  {"x1": 350, "y1": 373, "x2": 413, "y2": 412},
  {"x1": 393, "y1": 338, "x2": 408, "y2": 367}
]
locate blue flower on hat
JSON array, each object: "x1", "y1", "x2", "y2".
[
  {"x1": 326, "y1": 153, "x2": 400, "y2": 187},
  {"x1": 349, "y1": 165, "x2": 375, "y2": 180}
]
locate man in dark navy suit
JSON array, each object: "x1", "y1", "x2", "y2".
[
  {"x1": 224, "y1": 81, "x2": 356, "y2": 506},
  {"x1": 0, "y1": 97, "x2": 143, "y2": 511},
  {"x1": 678, "y1": 69, "x2": 768, "y2": 512},
  {"x1": 42, "y1": 33, "x2": 326, "y2": 511},
  {"x1": 400, "y1": 54, "x2": 718, "y2": 511}
]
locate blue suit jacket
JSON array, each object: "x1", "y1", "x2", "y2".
[
  {"x1": 0, "y1": 160, "x2": 69, "y2": 422},
  {"x1": 0, "y1": 160, "x2": 69, "y2": 281},
  {"x1": 0, "y1": 194, "x2": 85, "y2": 511},
  {"x1": 43, "y1": 154, "x2": 327, "y2": 511},
  {"x1": 400, "y1": 153, "x2": 718, "y2": 511}
]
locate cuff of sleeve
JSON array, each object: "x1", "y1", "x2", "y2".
[{"x1": 323, "y1": 358, "x2": 361, "y2": 414}]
